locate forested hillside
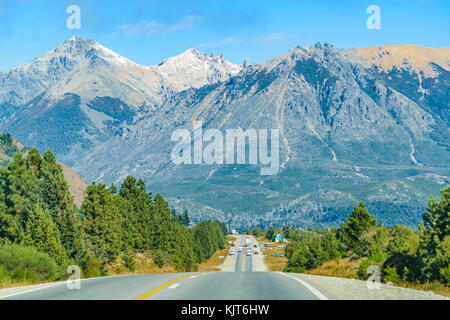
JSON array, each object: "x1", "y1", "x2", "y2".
[
  {"x1": 258, "y1": 190, "x2": 449, "y2": 292},
  {"x1": 0, "y1": 148, "x2": 227, "y2": 287}
]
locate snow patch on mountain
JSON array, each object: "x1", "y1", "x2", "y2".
[{"x1": 154, "y1": 47, "x2": 242, "y2": 91}]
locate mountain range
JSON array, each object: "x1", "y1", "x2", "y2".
[{"x1": 0, "y1": 37, "x2": 448, "y2": 230}]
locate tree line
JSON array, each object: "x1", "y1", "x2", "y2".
[
  {"x1": 252, "y1": 187, "x2": 449, "y2": 286},
  {"x1": 0, "y1": 148, "x2": 227, "y2": 284}
]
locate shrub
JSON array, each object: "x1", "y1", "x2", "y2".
[
  {"x1": 123, "y1": 252, "x2": 136, "y2": 272},
  {"x1": 83, "y1": 255, "x2": 107, "y2": 278},
  {"x1": 357, "y1": 259, "x2": 371, "y2": 279},
  {"x1": 0, "y1": 265, "x2": 11, "y2": 284},
  {"x1": 440, "y1": 266, "x2": 450, "y2": 285},
  {"x1": 154, "y1": 250, "x2": 165, "y2": 268},
  {"x1": 0, "y1": 245, "x2": 62, "y2": 282},
  {"x1": 383, "y1": 266, "x2": 400, "y2": 283}
]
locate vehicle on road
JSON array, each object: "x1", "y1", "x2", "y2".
[
  {"x1": 238, "y1": 247, "x2": 243, "y2": 252},
  {"x1": 254, "y1": 251, "x2": 259, "y2": 255},
  {"x1": 246, "y1": 251, "x2": 252, "y2": 256},
  {"x1": 229, "y1": 250, "x2": 235, "y2": 255}
]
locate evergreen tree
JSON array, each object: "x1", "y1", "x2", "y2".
[
  {"x1": 153, "y1": 194, "x2": 175, "y2": 251},
  {"x1": 82, "y1": 183, "x2": 123, "y2": 263},
  {"x1": 417, "y1": 187, "x2": 450, "y2": 282},
  {"x1": 179, "y1": 209, "x2": 190, "y2": 226},
  {"x1": 119, "y1": 176, "x2": 154, "y2": 250},
  {"x1": 0, "y1": 152, "x2": 40, "y2": 241},
  {"x1": 39, "y1": 150, "x2": 83, "y2": 258},
  {"x1": 339, "y1": 202, "x2": 377, "y2": 250},
  {"x1": 21, "y1": 204, "x2": 67, "y2": 266}
]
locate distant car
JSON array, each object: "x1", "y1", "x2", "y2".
[
  {"x1": 231, "y1": 243, "x2": 235, "y2": 247},
  {"x1": 254, "y1": 251, "x2": 259, "y2": 255},
  {"x1": 238, "y1": 247, "x2": 243, "y2": 252},
  {"x1": 253, "y1": 244, "x2": 257, "y2": 248},
  {"x1": 246, "y1": 251, "x2": 252, "y2": 256},
  {"x1": 229, "y1": 250, "x2": 235, "y2": 255}
]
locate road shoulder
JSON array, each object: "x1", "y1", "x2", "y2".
[{"x1": 289, "y1": 273, "x2": 449, "y2": 300}]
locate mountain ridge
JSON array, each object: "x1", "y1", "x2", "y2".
[{"x1": 0, "y1": 37, "x2": 448, "y2": 229}]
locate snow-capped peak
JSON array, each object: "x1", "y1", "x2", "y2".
[
  {"x1": 0, "y1": 37, "x2": 242, "y2": 106},
  {"x1": 154, "y1": 47, "x2": 242, "y2": 91}
]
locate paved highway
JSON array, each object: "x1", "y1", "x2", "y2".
[{"x1": 0, "y1": 235, "x2": 331, "y2": 300}]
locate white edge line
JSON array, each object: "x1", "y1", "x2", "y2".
[
  {"x1": 168, "y1": 283, "x2": 180, "y2": 289},
  {"x1": 0, "y1": 273, "x2": 193, "y2": 299},
  {"x1": 0, "y1": 282, "x2": 67, "y2": 299},
  {"x1": 277, "y1": 272, "x2": 329, "y2": 300}
]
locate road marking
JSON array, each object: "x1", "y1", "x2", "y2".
[
  {"x1": 136, "y1": 273, "x2": 200, "y2": 300},
  {"x1": 276, "y1": 272, "x2": 329, "y2": 300},
  {"x1": 168, "y1": 283, "x2": 180, "y2": 289},
  {"x1": 0, "y1": 273, "x2": 150, "y2": 299},
  {"x1": 0, "y1": 282, "x2": 66, "y2": 299}
]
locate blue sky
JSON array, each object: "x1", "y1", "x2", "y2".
[{"x1": 0, "y1": 0, "x2": 449, "y2": 71}]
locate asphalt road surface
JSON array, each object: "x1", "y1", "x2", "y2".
[{"x1": 0, "y1": 235, "x2": 331, "y2": 300}]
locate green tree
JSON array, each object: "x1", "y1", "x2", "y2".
[
  {"x1": 39, "y1": 150, "x2": 83, "y2": 259},
  {"x1": 82, "y1": 182, "x2": 123, "y2": 263},
  {"x1": 417, "y1": 187, "x2": 450, "y2": 282},
  {"x1": 21, "y1": 204, "x2": 67, "y2": 266},
  {"x1": 338, "y1": 202, "x2": 377, "y2": 250},
  {"x1": 0, "y1": 152, "x2": 40, "y2": 241}
]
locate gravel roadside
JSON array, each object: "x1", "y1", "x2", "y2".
[{"x1": 291, "y1": 273, "x2": 449, "y2": 300}]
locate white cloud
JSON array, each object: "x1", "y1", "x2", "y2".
[
  {"x1": 197, "y1": 37, "x2": 239, "y2": 48},
  {"x1": 256, "y1": 32, "x2": 291, "y2": 43},
  {"x1": 194, "y1": 31, "x2": 292, "y2": 49},
  {"x1": 117, "y1": 15, "x2": 203, "y2": 37}
]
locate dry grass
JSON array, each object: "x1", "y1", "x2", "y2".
[
  {"x1": 0, "y1": 280, "x2": 36, "y2": 289},
  {"x1": 260, "y1": 240, "x2": 288, "y2": 272},
  {"x1": 197, "y1": 235, "x2": 236, "y2": 272},
  {"x1": 108, "y1": 236, "x2": 237, "y2": 275},
  {"x1": 198, "y1": 247, "x2": 229, "y2": 272},
  {"x1": 305, "y1": 257, "x2": 360, "y2": 279},
  {"x1": 107, "y1": 251, "x2": 177, "y2": 276},
  {"x1": 392, "y1": 281, "x2": 450, "y2": 297},
  {"x1": 305, "y1": 257, "x2": 450, "y2": 297}
]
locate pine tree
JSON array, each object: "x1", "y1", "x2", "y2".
[
  {"x1": 339, "y1": 202, "x2": 377, "y2": 250},
  {"x1": 0, "y1": 152, "x2": 40, "y2": 241},
  {"x1": 417, "y1": 187, "x2": 450, "y2": 282},
  {"x1": 118, "y1": 176, "x2": 154, "y2": 250},
  {"x1": 180, "y1": 209, "x2": 190, "y2": 226},
  {"x1": 38, "y1": 150, "x2": 83, "y2": 258},
  {"x1": 22, "y1": 204, "x2": 67, "y2": 266},
  {"x1": 82, "y1": 182, "x2": 123, "y2": 263}
]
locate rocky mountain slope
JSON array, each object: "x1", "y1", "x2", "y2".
[
  {"x1": 153, "y1": 47, "x2": 242, "y2": 91},
  {"x1": 0, "y1": 38, "x2": 448, "y2": 229}
]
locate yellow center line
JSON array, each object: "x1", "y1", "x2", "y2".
[{"x1": 136, "y1": 273, "x2": 201, "y2": 300}]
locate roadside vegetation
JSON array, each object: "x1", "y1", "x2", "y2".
[
  {"x1": 247, "y1": 186, "x2": 449, "y2": 296},
  {"x1": 198, "y1": 235, "x2": 235, "y2": 272},
  {"x1": 0, "y1": 148, "x2": 227, "y2": 288}
]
